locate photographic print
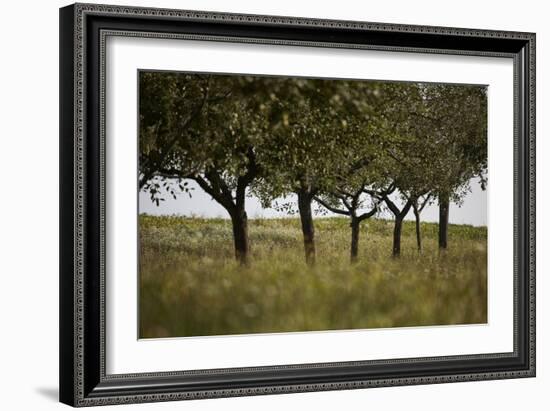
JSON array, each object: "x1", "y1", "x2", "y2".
[{"x1": 138, "y1": 72, "x2": 488, "y2": 339}]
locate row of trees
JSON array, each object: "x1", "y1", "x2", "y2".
[{"x1": 139, "y1": 72, "x2": 487, "y2": 265}]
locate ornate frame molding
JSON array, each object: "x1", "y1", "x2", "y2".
[{"x1": 60, "y1": 3, "x2": 535, "y2": 407}]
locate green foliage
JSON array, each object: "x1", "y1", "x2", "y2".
[
  {"x1": 139, "y1": 215, "x2": 487, "y2": 338},
  {"x1": 251, "y1": 79, "x2": 387, "y2": 203},
  {"x1": 369, "y1": 82, "x2": 487, "y2": 201},
  {"x1": 415, "y1": 84, "x2": 488, "y2": 202},
  {"x1": 139, "y1": 74, "x2": 487, "y2": 203}
]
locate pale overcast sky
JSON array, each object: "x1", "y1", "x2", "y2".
[{"x1": 139, "y1": 177, "x2": 487, "y2": 227}]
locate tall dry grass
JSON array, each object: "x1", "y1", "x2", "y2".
[{"x1": 139, "y1": 215, "x2": 487, "y2": 338}]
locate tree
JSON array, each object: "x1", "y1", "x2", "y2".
[
  {"x1": 315, "y1": 189, "x2": 382, "y2": 262},
  {"x1": 312, "y1": 108, "x2": 386, "y2": 262},
  {"x1": 418, "y1": 85, "x2": 488, "y2": 249},
  {"x1": 314, "y1": 172, "x2": 384, "y2": 262},
  {"x1": 362, "y1": 82, "x2": 432, "y2": 257},
  {"x1": 248, "y1": 79, "x2": 347, "y2": 265},
  {"x1": 258, "y1": 100, "x2": 338, "y2": 264},
  {"x1": 139, "y1": 73, "x2": 267, "y2": 265}
]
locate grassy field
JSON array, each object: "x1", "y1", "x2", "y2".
[{"x1": 139, "y1": 215, "x2": 487, "y2": 338}]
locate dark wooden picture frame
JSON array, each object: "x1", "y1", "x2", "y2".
[{"x1": 59, "y1": 3, "x2": 535, "y2": 407}]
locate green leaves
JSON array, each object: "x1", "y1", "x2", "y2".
[{"x1": 139, "y1": 72, "x2": 487, "y2": 219}]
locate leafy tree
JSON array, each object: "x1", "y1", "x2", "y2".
[
  {"x1": 139, "y1": 73, "x2": 267, "y2": 265},
  {"x1": 311, "y1": 85, "x2": 388, "y2": 262},
  {"x1": 417, "y1": 85, "x2": 488, "y2": 249},
  {"x1": 259, "y1": 101, "x2": 337, "y2": 264},
  {"x1": 359, "y1": 82, "x2": 429, "y2": 257},
  {"x1": 249, "y1": 79, "x2": 348, "y2": 265}
]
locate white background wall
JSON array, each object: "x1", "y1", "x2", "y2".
[{"x1": 0, "y1": 0, "x2": 546, "y2": 409}]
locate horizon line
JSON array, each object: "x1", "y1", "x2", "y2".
[{"x1": 138, "y1": 212, "x2": 487, "y2": 228}]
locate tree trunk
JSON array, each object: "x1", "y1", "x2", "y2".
[
  {"x1": 350, "y1": 217, "x2": 360, "y2": 263},
  {"x1": 438, "y1": 193, "x2": 449, "y2": 249},
  {"x1": 297, "y1": 190, "x2": 316, "y2": 265},
  {"x1": 230, "y1": 208, "x2": 249, "y2": 265},
  {"x1": 413, "y1": 206, "x2": 422, "y2": 252},
  {"x1": 393, "y1": 217, "x2": 403, "y2": 257}
]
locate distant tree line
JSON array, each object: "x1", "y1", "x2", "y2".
[{"x1": 139, "y1": 72, "x2": 487, "y2": 265}]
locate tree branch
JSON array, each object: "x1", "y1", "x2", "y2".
[
  {"x1": 399, "y1": 199, "x2": 413, "y2": 219},
  {"x1": 418, "y1": 193, "x2": 432, "y2": 213},
  {"x1": 382, "y1": 194, "x2": 400, "y2": 216},
  {"x1": 357, "y1": 197, "x2": 383, "y2": 222},
  {"x1": 363, "y1": 182, "x2": 396, "y2": 201},
  {"x1": 313, "y1": 197, "x2": 350, "y2": 216},
  {"x1": 194, "y1": 174, "x2": 235, "y2": 212}
]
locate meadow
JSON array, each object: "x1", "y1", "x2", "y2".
[{"x1": 139, "y1": 215, "x2": 487, "y2": 338}]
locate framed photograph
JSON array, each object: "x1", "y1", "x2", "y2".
[{"x1": 59, "y1": 3, "x2": 535, "y2": 407}]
